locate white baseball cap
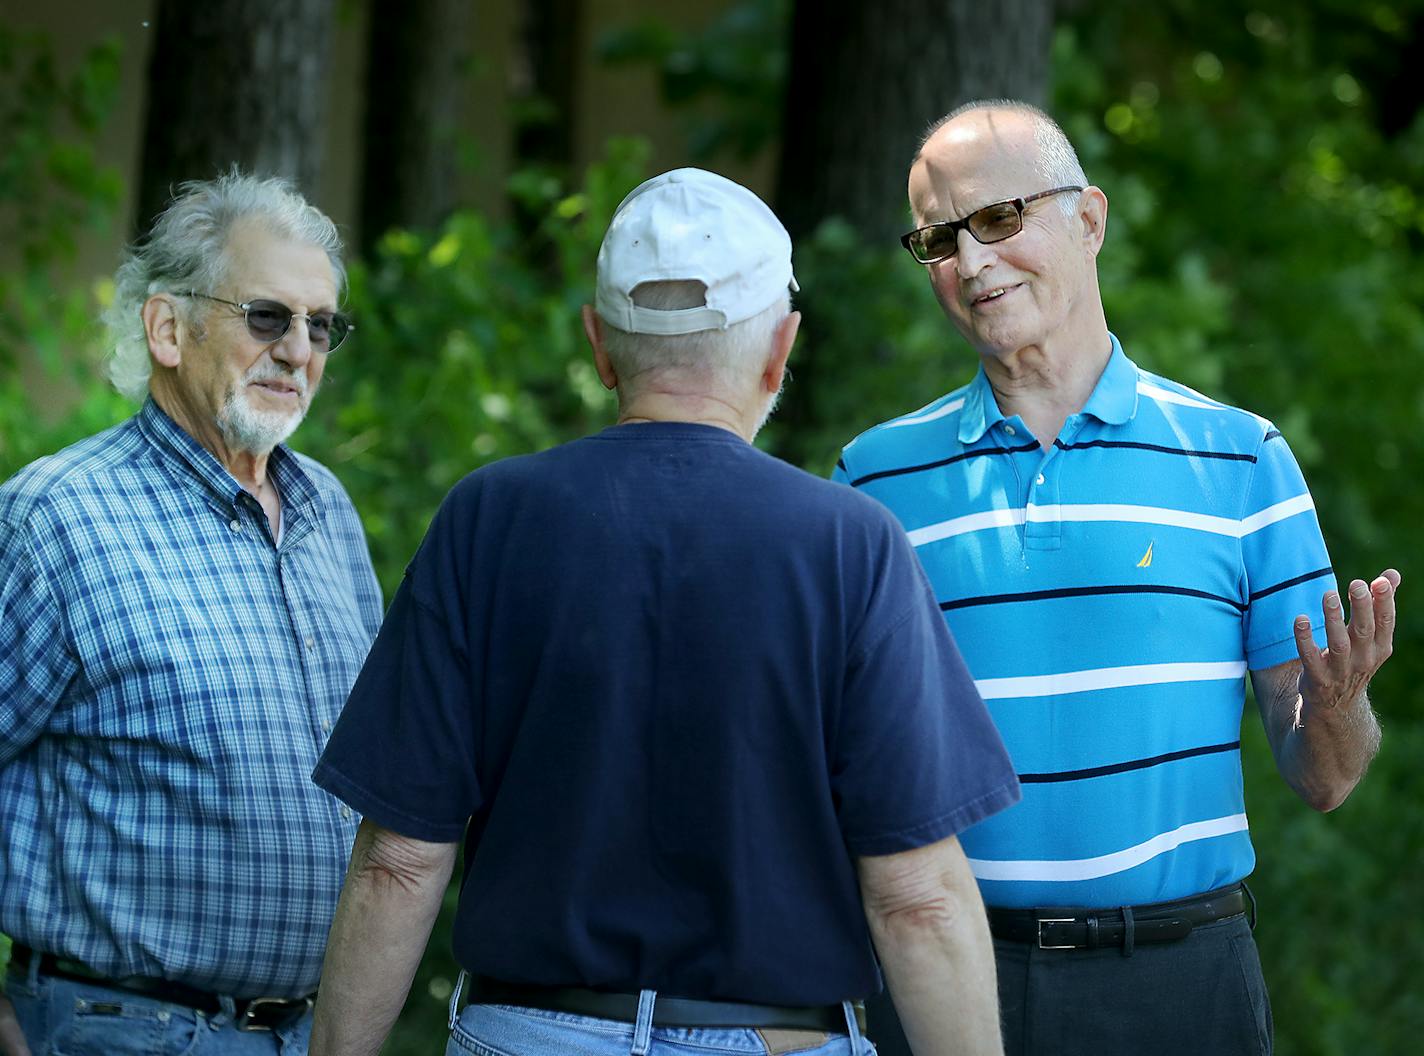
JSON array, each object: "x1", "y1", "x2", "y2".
[{"x1": 594, "y1": 168, "x2": 798, "y2": 336}]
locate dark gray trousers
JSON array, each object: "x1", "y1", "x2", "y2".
[{"x1": 867, "y1": 915, "x2": 1272, "y2": 1056}]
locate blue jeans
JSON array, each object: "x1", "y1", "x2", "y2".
[
  {"x1": 446, "y1": 975, "x2": 875, "y2": 1056},
  {"x1": 6, "y1": 958, "x2": 311, "y2": 1055}
]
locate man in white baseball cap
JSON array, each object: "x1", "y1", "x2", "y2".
[{"x1": 308, "y1": 168, "x2": 1018, "y2": 1056}]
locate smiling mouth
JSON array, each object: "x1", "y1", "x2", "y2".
[{"x1": 970, "y1": 284, "x2": 1021, "y2": 306}]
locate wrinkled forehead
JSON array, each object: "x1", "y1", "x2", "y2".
[{"x1": 908, "y1": 114, "x2": 1042, "y2": 225}]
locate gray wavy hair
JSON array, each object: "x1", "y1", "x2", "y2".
[{"x1": 104, "y1": 171, "x2": 346, "y2": 401}]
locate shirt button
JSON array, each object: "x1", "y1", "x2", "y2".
[
  {"x1": 157, "y1": 1010, "x2": 171, "y2": 1023},
  {"x1": 228, "y1": 519, "x2": 240, "y2": 532},
  {"x1": 340, "y1": 806, "x2": 353, "y2": 820},
  {"x1": 321, "y1": 719, "x2": 332, "y2": 732},
  {"x1": 1004, "y1": 425, "x2": 1016, "y2": 436},
  {"x1": 1036, "y1": 473, "x2": 1046, "y2": 485},
  {"x1": 305, "y1": 635, "x2": 315, "y2": 651}
]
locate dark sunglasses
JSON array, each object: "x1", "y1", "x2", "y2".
[
  {"x1": 184, "y1": 292, "x2": 354, "y2": 353},
  {"x1": 900, "y1": 186, "x2": 1084, "y2": 265}
]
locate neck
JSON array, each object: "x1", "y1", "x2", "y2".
[
  {"x1": 150, "y1": 379, "x2": 272, "y2": 496},
  {"x1": 616, "y1": 389, "x2": 761, "y2": 442},
  {"x1": 979, "y1": 323, "x2": 1113, "y2": 448}
]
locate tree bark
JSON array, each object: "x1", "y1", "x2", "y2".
[
  {"x1": 136, "y1": 0, "x2": 335, "y2": 233},
  {"x1": 774, "y1": 0, "x2": 1054, "y2": 245},
  {"x1": 359, "y1": 0, "x2": 476, "y2": 251}
]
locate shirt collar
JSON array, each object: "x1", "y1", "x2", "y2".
[
  {"x1": 136, "y1": 397, "x2": 323, "y2": 525},
  {"x1": 956, "y1": 332, "x2": 1138, "y2": 444}
]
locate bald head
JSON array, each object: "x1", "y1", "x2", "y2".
[{"x1": 911, "y1": 102, "x2": 1087, "y2": 225}]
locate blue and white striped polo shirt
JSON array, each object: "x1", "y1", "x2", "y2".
[{"x1": 834, "y1": 335, "x2": 1334, "y2": 908}]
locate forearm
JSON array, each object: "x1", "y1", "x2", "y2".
[
  {"x1": 309, "y1": 821, "x2": 457, "y2": 1056},
  {"x1": 861, "y1": 841, "x2": 1003, "y2": 1056},
  {"x1": 1273, "y1": 683, "x2": 1381, "y2": 811}
]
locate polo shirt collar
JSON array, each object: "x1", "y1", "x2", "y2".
[
  {"x1": 136, "y1": 397, "x2": 323, "y2": 526},
  {"x1": 1081, "y1": 332, "x2": 1139, "y2": 427},
  {"x1": 956, "y1": 332, "x2": 1138, "y2": 445}
]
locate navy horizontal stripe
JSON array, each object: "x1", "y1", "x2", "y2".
[
  {"x1": 941, "y1": 583, "x2": 1247, "y2": 613},
  {"x1": 1054, "y1": 438, "x2": 1258, "y2": 463},
  {"x1": 1249, "y1": 567, "x2": 1333, "y2": 603},
  {"x1": 1264, "y1": 429, "x2": 1282, "y2": 442},
  {"x1": 849, "y1": 442, "x2": 1040, "y2": 487},
  {"x1": 1018, "y1": 741, "x2": 1241, "y2": 784}
]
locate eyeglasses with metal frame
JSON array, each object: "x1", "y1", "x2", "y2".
[
  {"x1": 183, "y1": 292, "x2": 354, "y2": 353},
  {"x1": 900, "y1": 186, "x2": 1085, "y2": 265}
]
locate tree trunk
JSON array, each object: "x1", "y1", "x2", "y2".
[
  {"x1": 774, "y1": 0, "x2": 1054, "y2": 245},
  {"x1": 512, "y1": 0, "x2": 582, "y2": 172},
  {"x1": 769, "y1": 0, "x2": 1054, "y2": 468},
  {"x1": 136, "y1": 0, "x2": 335, "y2": 233},
  {"x1": 359, "y1": 0, "x2": 476, "y2": 251}
]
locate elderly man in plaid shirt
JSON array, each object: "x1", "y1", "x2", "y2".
[{"x1": 0, "y1": 172, "x2": 382, "y2": 1055}]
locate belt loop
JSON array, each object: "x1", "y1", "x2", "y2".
[
  {"x1": 1243, "y1": 882, "x2": 1258, "y2": 931},
  {"x1": 1120, "y1": 906, "x2": 1135, "y2": 958},
  {"x1": 841, "y1": 1000, "x2": 866, "y2": 1051},
  {"x1": 24, "y1": 948, "x2": 41, "y2": 989},
  {"x1": 448, "y1": 970, "x2": 468, "y2": 1032},
  {"x1": 211, "y1": 994, "x2": 237, "y2": 1028},
  {"x1": 631, "y1": 989, "x2": 656, "y2": 1056},
  {"x1": 1086, "y1": 913, "x2": 1099, "y2": 949}
]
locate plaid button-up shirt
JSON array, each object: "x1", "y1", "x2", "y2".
[{"x1": 0, "y1": 399, "x2": 382, "y2": 997}]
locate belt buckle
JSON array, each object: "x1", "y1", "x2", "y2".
[
  {"x1": 238, "y1": 996, "x2": 310, "y2": 1032},
  {"x1": 1036, "y1": 917, "x2": 1077, "y2": 950}
]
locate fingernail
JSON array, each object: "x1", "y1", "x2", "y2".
[
  {"x1": 1351, "y1": 583, "x2": 1369, "y2": 599},
  {"x1": 1295, "y1": 616, "x2": 1311, "y2": 630},
  {"x1": 1326, "y1": 592, "x2": 1341, "y2": 608}
]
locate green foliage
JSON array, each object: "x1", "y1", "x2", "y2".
[
  {"x1": 298, "y1": 138, "x2": 647, "y2": 595},
  {"x1": 0, "y1": 25, "x2": 129, "y2": 478}
]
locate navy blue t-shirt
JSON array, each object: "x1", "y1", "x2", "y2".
[{"x1": 314, "y1": 422, "x2": 1019, "y2": 1005}]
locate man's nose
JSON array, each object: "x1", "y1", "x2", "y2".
[
  {"x1": 954, "y1": 229, "x2": 995, "y2": 280},
  {"x1": 271, "y1": 315, "x2": 315, "y2": 367}
]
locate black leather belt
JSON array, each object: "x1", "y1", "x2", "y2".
[
  {"x1": 466, "y1": 976, "x2": 866, "y2": 1033},
  {"x1": 988, "y1": 883, "x2": 1250, "y2": 951},
  {"x1": 7, "y1": 944, "x2": 313, "y2": 1031}
]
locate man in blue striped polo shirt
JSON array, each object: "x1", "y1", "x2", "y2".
[{"x1": 835, "y1": 101, "x2": 1400, "y2": 1056}]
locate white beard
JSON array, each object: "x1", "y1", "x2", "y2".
[{"x1": 216, "y1": 365, "x2": 313, "y2": 454}]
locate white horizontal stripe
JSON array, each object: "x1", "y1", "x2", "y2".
[
  {"x1": 882, "y1": 397, "x2": 965, "y2": 429},
  {"x1": 1240, "y1": 493, "x2": 1315, "y2": 535},
  {"x1": 910, "y1": 496, "x2": 1315, "y2": 549},
  {"x1": 974, "y1": 660, "x2": 1247, "y2": 700},
  {"x1": 1137, "y1": 380, "x2": 1221, "y2": 411},
  {"x1": 1030, "y1": 502, "x2": 1242, "y2": 536},
  {"x1": 968, "y1": 813, "x2": 1249, "y2": 882},
  {"x1": 907, "y1": 507, "x2": 1023, "y2": 547}
]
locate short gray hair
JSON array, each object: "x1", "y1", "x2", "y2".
[
  {"x1": 599, "y1": 281, "x2": 790, "y2": 398},
  {"x1": 917, "y1": 99, "x2": 1088, "y2": 215},
  {"x1": 104, "y1": 171, "x2": 346, "y2": 401}
]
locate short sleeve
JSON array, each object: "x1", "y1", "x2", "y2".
[
  {"x1": 1239, "y1": 429, "x2": 1335, "y2": 670},
  {"x1": 0, "y1": 518, "x2": 79, "y2": 766},
  {"x1": 832, "y1": 524, "x2": 1021, "y2": 856},
  {"x1": 313, "y1": 502, "x2": 482, "y2": 842}
]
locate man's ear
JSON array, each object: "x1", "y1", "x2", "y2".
[
  {"x1": 582, "y1": 304, "x2": 617, "y2": 390},
  {"x1": 762, "y1": 310, "x2": 801, "y2": 394},
  {"x1": 1079, "y1": 186, "x2": 1109, "y2": 257},
  {"x1": 142, "y1": 294, "x2": 184, "y2": 369}
]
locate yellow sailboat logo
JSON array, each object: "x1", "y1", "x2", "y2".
[{"x1": 1137, "y1": 541, "x2": 1154, "y2": 568}]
